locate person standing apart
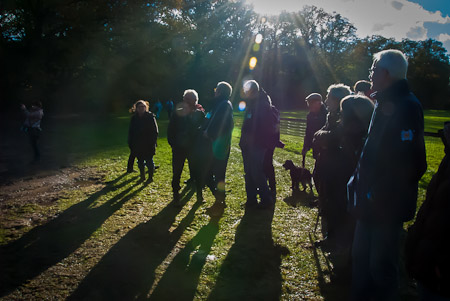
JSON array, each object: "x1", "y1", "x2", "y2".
[
  {"x1": 21, "y1": 101, "x2": 44, "y2": 162},
  {"x1": 128, "y1": 100, "x2": 158, "y2": 182},
  {"x1": 348, "y1": 49, "x2": 427, "y2": 300}
]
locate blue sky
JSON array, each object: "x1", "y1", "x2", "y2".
[{"x1": 247, "y1": 0, "x2": 450, "y2": 53}]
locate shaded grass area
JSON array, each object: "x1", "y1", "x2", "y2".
[{"x1": 0, "y1": 110, "x2": 448, "y2": 300}]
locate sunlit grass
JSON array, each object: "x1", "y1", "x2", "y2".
[{"x1": 1, "y1": 110, "x2": 447, "y2": 299}]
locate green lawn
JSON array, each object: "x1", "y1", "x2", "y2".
[{"x1": 0, "y1": 110, "x2": 448, "y2": 300}]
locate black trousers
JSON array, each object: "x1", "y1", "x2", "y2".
[{"x1": 172, "y1": 147, "x2": 192, "y2": 192}]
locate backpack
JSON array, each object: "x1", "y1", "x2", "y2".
[{"x1": 268, "y1": 104, "x2": 281, "y2": 147}]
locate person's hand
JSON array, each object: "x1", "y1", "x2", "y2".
[{"x1": 20, "y1": 104, "x2": 26, "y2": 110}]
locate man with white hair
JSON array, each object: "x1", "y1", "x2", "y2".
[{"x1": 348, "y1": 49, "x2": 427, "y2": 300}]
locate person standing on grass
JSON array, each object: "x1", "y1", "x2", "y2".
[
  {"x1": 168, "y1": 90, "x2": 205, "y2": 202},
  {"x1": 347, "y1": 49, "x2": 427, "y2": 300},
  {"x1": 128, "y1": 100, "x2": 159, "y2": 182},
  {"x1": 21, "y1": 101, "x2": 44, "y2": 162},
  {"x1": 240, "y1": 80, "x2": 276, "y2": 210},
  {"x1": 301, "y1": 93, "x2": 327, "y2": 167},
  {"x1": 201, "y1": 81, "x2": 234, "y2": 217},
  {"x1": 405, "y1": 122, "x2": 450, "y2": 301},
  {"x1": 312, "y1": 84, "x2": 351, "y2": 249}
]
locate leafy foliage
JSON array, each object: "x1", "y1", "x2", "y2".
[{"x1": 1, "y1": 1, "x2": 449, "y2": 111}]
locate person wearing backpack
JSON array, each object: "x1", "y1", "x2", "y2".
[{"x1": 240, "y1": 80, "x2": 276, "y2": 210}]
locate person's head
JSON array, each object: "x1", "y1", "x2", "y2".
[
  {"x1": 183, "y1": 89, "x2": 199, "y2": 109},
  {"x1": 370, "y1": 49, "x2": 408, "y2": 92},
  {"x1": 31, "y1": 100, "x2": 42, "y2": 110},
  {"x1": 215, "y1": 81, "x2": 232, "y2": 100},
  {"x1": 131, "y1": 100, "x2": 149, "y2": 116},
  {"x1": 305, "y1": 93, "x2": 323, "y2": 113},
  {"x1": 340, "y1": 95, "x2": 374, "y2": 134},
  {"x1": 243, "y1": 80, "x2": 260, "y2": 100},
  {"x1": 325, "y1": 84, "x2": 352, "y2": 113},
  {"x1": 354, "y1": 80, "x2": 372, "y2": 94}
]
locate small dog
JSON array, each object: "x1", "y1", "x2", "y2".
[{"x1": 283, "y1": 160, "x2": 313, "y2": 192}]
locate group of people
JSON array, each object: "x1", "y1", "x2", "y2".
[
  {"x1": 125, "y1": 48, "x2": 448, "y2": 300},
  {"x1": 303, "y1": 49, "x2": 447, "y2": 301}
]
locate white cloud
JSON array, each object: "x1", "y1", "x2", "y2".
[
  {"x1": 247, "y1": 0, "x2": 450, "y2": 42},
  {"x1": 437, "y1": 33, "x2": 450, "y2": 42}
]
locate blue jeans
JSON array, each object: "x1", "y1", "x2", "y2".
[
  {"x1": 351, "y1": 219, "x2": 403, "y2": 301},
  {"x1": 242, "y1": 146, "x2": 272, "y2": 206}
]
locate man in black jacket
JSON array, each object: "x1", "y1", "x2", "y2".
[
  {"x1": 203, "y1": 81, "x2": 234, "y2": 216},
  {"x1": 405, "y1": 122, "x2": 450, "y2": 300},
  {"x1": 168, "y1": 90, "x2": 205, "y2": 201},
  {"x1": 240, "y1": 80, "x2": 275, "y2": 209},
  {"x1": 348, "y1": 49, "x2": 427, "y2": 300}
]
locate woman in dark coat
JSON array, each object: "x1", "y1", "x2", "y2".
[{"x1": 128, "y1": 100, "x2": 158, "y2": 181}]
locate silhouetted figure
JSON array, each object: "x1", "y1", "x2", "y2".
[
  {"x1": 302, "y1": 93, "x2": 327, "y2": 167},
  {"x1": 313, "y1": 84, "x2": 352, "y2": 248},
  {"x1": 353, "y1": 80, "x2": 375, "y2": 102},
  {"x1": 21, "y1": 101, "x2": 44, "y2": 162},
  {"x1": 202, "y1": 81, "x2": 234, "y2": 217},
  {"x1": 153, "y1": 100, "x2": 163, "y2": 119},
  {"x1": 240, "y1": 80, "x2": 276, "y2": 210},
  {"x1": 128, "y1": 100, "x2": 158, "y2": 182},
  {"x1": 348, "y1": 49, "x2": 427, "y2": 300},
  {"x1": 166, "y1": 99, "x2": 174, "y2": 119},
  {"x1": 168, "y1": 90, "x2": 205, "y2": 201},
  {"x1": 405, "y1": 122, "x2": 450, "y2": 300}
]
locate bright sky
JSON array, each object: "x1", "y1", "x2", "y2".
[{"x1": 246, "y1": 0, "x2": 450, "y2": 53}]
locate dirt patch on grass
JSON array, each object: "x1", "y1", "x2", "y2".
[{"x1": 0, "y1": 166, "x2": 105, "y2": 243}]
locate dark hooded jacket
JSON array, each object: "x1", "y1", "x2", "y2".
[
  {"x1": 347, "y1": 79, "x2": 427, "y2": 222},
  {"x1": 239, "y1": 89, "x2": 274, "y2": 150},
  {"x1": 405, "y1": 126, "x2": 450, "y2": 297}
]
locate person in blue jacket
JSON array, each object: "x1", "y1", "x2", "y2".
[{"x1": 347, "y1": 49, "x2": 427, "y2": 300}]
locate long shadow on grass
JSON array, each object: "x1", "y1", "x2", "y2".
[
  {"x1": 149, "y1": 216, "x2": 220, "y2": 300},
  {"x1": 309, "y1": 233, "x2": 350, "y2": 301},
  {"x1": 68, "y1": 186, "x2": 200, "y2": 300},
  {"x1": 0, "y1": 173, "x2": 141, "y2": 297},
  {"x1": 207, "y1": 208, "x2": 289, "y2": 300}
]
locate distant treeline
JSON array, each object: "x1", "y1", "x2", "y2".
[{"x1": 1, "y1": 0, "x2": 449, "y2": 112}]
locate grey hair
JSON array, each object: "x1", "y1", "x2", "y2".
[
  {"x1": 243, "y1": 80, "x2": 260, "y2": 94},
  {"x1": 373, "y1": 49, "x2": 408, "y2": 80},
  {"x1": 327, "y1": 84, "x2": 352, "y2": 101},
  {"x1": 183, "y1": 89, "x2": 199, "y2": 103},
  {"x1": 216, "y1": 81, "x2": 233, "y2": 99}
]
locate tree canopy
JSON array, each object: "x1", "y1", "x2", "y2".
[{"x1": 1, "y1": 0, "x2": 449, "y2": 112}]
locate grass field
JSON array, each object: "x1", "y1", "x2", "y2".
[{"x1": 0, "y1": 109, "x2": 448, "y2": 300}]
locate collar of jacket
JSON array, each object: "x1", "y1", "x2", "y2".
[{"x1": 373, "y1": 79, "x2": 410, "y2": 103}]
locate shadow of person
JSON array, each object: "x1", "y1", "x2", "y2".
[
  {"x1": 68, "y1": 186, "x2": 200, "y2": 300},
  {"x1": 148, "y1": 216, "x2": 220, "y2": 300},
  {"x1": 283, "y1": 189, "x2": 317, "y2": 208},
  {"x1": 207, "y1": 207, "x2": 289, "y2": 300},
  {"x1": 308, "y1": 233, "x2": 351, "y2": 301},
  {"x1": 0, "y1": 172, "x2": 139, "y2": 297}
]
